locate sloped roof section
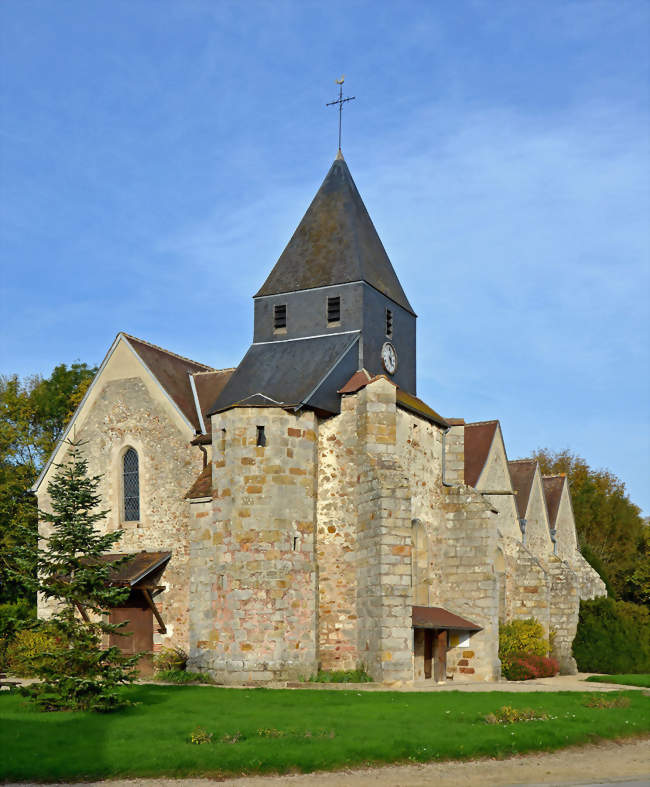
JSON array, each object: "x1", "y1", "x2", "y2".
[
  {"x1": 125, "y1": 334, "x2": 213, "y2": 431},
  {"x1": 94, "y1": 551, "x2": 171, "y2": 587},
  {"x1": 464, "y1": 420, "x2": 499, "y2": 487},
  {"x1": 412, "y1": 606, "x2": 482, "y2": 631},
  {"x1": 208, "y1": 332, "x2": 360, "y2": 415},
  {"x1": 255, "y1": 155, "x2": 414, "y2": 314},
  {"x1": 185, "y1": 464, "x2": 213, "y2": 500},
  {"x1": 543, "y1": 475, "x2": 566, "y2": 529},
  {"x1": 508, "y1": 459, "x2": 537, "y2": 519},
  {"x1": 191, "y1": 369, "x2": 235, "y2": 433}
]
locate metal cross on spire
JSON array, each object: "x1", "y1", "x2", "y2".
[{"x1": 326, "y1": 76, "x2": 355, "y2": 152}]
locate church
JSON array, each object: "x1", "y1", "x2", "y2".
[{"x1": 34, "y1": 150, "x2": 605, "y2": 683}]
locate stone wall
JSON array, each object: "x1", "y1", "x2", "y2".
[
  {"x1": 547, "y1": 557, "x2": 580, "y2": 674},
  {"x1": 38, "y1": 376, "x2": 200, "y2": 653},
  {"x1": 502, "y1": 538, "x2": 551, "y2": 635},
  {"x1": 189, "y1": 407, "x2": 318, "y2": 682}
]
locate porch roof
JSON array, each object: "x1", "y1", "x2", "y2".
[
  {"x1": 412, "y1": 605, "x2": 482, "y2": 632},
  {"x1": 96, "y1": 551, "x2": 172, "y2": 587}
]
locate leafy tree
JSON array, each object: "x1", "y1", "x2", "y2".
[
  {"x1": 14, "y1": 440, "x2": 138, "y2": 711},
  {"x1": 532, "y1": 448, "x2": 646, "y2": 603},
  {"x1": 0, "y1": 363, "x2": 96, "y2": 605}
]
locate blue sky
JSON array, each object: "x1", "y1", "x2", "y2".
[{"x1": 1, "y1": 1, "x2": 648, "y2": 513}]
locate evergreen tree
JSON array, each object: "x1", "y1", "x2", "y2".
[{"x1": 14, "y1": 440, "x2": 138, "y2": 711}]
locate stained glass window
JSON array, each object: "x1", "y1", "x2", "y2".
[{"x1": 123, "y1": 448, "x2": 140, "y2": 521}]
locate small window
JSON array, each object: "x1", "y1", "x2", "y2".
[
  {"x1": 327, "y1": 295, "x2": 341, "y2": 324},
  {"x1": 386, "y1": 308, "x2": 393, "y2": 338},
  {"x1": 274, "y1": 304, "x2": 287, "y2": 330},
  {"x1": 256, "y1": 425, "x2": 266, "y2": 447},
  {"x1": 123, "y1": 448, "x2": 140, "y2": 521},
  {"x1": 292, "y1": 535, "x2": 299, "y2": 551}
]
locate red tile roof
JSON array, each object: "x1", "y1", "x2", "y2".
[
  {"x1": 192, "y1": 369, "x2": 235, "y2": 432},
  {"x1": 185, "y1": 464, "x2": 212, "y2": 499},
  {"x1": 508, "y1": 459, "x2": 537, "y2": 519},
  {"x1": 412, "y1": 605, "x2": 482, "y2": 631},
  {"x1": 464, "y1": 420, "x2": 499, "y2": 487},
  {"x1": 124, "y1": 334, "x2": 213, "y2": 431}
]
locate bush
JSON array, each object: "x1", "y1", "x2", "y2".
[
  {"x1": 572, "y1": 597, "x2": 650, "y2": 674},
  {"x1": 155, "y1": 669, "x2": 214, "y2": 684},
  {"x1": 5, "y1": 627, "x2": 65, "y2": 677},
  {"x1": 0, "y1": 600, "x2": 35, "y2": 669},
  {"x1": 505, "y1": 654, "x2": 559, "y2": 681},
  {"x1": 153, "y1": 646, "x2": 188, "y2": 673},
  {"x1": 499, "y1": 618, "x2": 549, "y2": 675},
  {"x1": 308, "y1": 668, "x2": 373, "y2": 683}
]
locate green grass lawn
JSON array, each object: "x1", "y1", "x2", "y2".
[
  {"x1": 1, "y1": 686, "x2": 649, "y2": 782},
  {"x1": 585, "y1": 674, "x2": 650, "y2": 688}
]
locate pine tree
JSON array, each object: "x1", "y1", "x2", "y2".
[{"x1": 15, "y1": 440, "x2": 139, "y2": 711}]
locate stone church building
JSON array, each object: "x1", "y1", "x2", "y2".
[{"x1": 34, "y1": 152, "x2": 605, "y2": 683}]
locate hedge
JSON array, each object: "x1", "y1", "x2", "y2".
[{"x1": 572, "y1": 597, "x2": 650, "y2": 674}]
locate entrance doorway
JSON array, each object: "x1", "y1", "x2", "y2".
[
  {"x1": 109, "y1": 592, "x2": 154, "y2": 676},
  {"x1": 423, "y1": 629, "x2": 448, "y2": 682}
]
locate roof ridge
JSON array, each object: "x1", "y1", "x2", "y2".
[
  {"x1": 191, "y1": 367, "x2": 237, "y2": 375},
  {"x1": 465, "y1": 419, "x2": 500, "y2": 427},
  {"x1": 509, "y1": 458, "x2": 537, "y2": 465},
  {"x1": 122, "y1": 333, "x2": 214, "y2": 370},
  {"x1": 543, "y1": 474, "x2": 567, "y2": 480}
]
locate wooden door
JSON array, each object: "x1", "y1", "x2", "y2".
[
  {"x1": 109, "y1": 597, "x2": 154, "y2": 676},
  {"x1": 423, "y1": 630, "x2": 434, "y2": 679},
  {"x1": 433, "y1": 629, "x2": 447, "y2": 682}
]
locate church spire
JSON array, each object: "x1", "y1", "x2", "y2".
[{"x1": 255, "y1": 155, "x2": 414, "y2": 314}]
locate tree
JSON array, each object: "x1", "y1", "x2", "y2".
[
  {"x1": 532, "y1": 448, "x2": 647, "y2": 603},
  {"x1": 14, "y1": 440, "x2": 138, "y2": 711},
  {"x1": 0, "y1": 363, "x2": 96, "y2": 606}
]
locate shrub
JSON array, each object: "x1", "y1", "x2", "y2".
[
  {"x1": 484, "y1": 705, "x2": 549, "y2": 724},
  {"x1": 505, "y1": 653, "x2": 559, "y2": 681},
  {"x1": 189, "y1": 726, "x2": 212, "y2": 745},
  {"x1": 5, "y1": 627, "x2": 65, "y2": 677},
  {"x1": 309, "y1": 668, "x2": 373, "y2": 683},
  {"x1": 572, "y1": 597, "x2": 650, "y2": 674},
  {"x1": 153, "y1": 646, "x2": 188, "y2": 673},
  {"x1": 499, "y1": 618, "x2": 549, "y2": 675},
  {"x1": 583, "y1": 694, "x2": 630, "y2": 709},
  {"x1": 155, "y1": 669, "x2": 214, "y2": 684},
  {"x1": 0, "y1": 600, "x2": 35, "y2": 669}
]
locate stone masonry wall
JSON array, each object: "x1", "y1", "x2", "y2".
[
  {"x1": 547, "y1": 557, "x2": 580, "y2": 674},
  {"x1": 38, "y1": 377, "x2": 200, "y2": 653},
  {"x1": 502, "y1": 538, "x2": 551, "y2": 636},
  {"x1": 189, "y1": 407, "x2": 318, "y2": 682},
  {"x1": 317, "y1": 399, "x2": 361, "y2": 671}
]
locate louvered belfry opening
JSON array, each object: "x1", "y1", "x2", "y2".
[
  {"x1": 327, "y1": 295, "x2": 341, "y2": 324},
  {"x1": 123, "y1": 448, "x2": 140, "y2": 521},
  {"x1": 386, "y1": 307, "x2": 393, "y2": 337},
  {"x1": 273, "y1": 304, "x2": 287, "y2": 330}
]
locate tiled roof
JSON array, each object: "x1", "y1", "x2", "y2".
[
  {"x1": 255, "y1": 155, "x2": 414, "y2": 314},
  {"x1": 412, "y1": 605, "x2": 482, "y2": 631},
  {"x1": 185, "y1": 464, "x2": 212, "y2": 500},
  {"x1": 508, "y1": 459, "x2": 537, "y2": 519},
  {"x1": 464, "y1": 420, "x2": 499, "y2": 487},
  {"x1": 94, "y1": 551, "x2": 171, "y2": 586},
  {"x1": 191, "y1": 369, "x2": 235, "y2": 432},
  {"x1": 124, "y1": 334, "x2": 213, "y2": 431},
  {"x1": 542, "y1": 475, "x2": 566, "y2": 529},
  {"x1": 337, "y1": 370, "x2": 448, "y2": 427}
]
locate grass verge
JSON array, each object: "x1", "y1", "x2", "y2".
[
  {"x1": 1, "y1": 686, "x2": 648, "y2": 781},
  {"x1": 584, "y1": 674, "x2": 650, "y2": 688}
]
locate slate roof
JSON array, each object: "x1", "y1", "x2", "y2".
[
  {"x1": 542, "y1": 475, "x2": 566, "y2": 529},
  {"x1": 464, "y1": 420, "x2": 499, "y2": 488},
  {"x1": 125, "y1": 334, "x2": 214, "y2": 432},
  {"x1": 208, "y1": 332, "x2": 360, "y2": 415},
  {"x1": 508, "y1": 459, "x2": 537, "y2": 519},
  {"x1": 255, "y1": 154, "x2": 414, "y2": 314}
]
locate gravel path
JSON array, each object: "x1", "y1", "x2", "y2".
[{"x1": 7, "y1": 737, "x2": 649, "y2": 787}]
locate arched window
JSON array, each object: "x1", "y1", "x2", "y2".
[{"x1": 123, "y1": 448, "x2": 140, "y2": 521}]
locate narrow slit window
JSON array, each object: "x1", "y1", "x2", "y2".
[
  {"x1": 123, "y1": 448, "x2": 140, "y2": 521},
  {"x1": 327, "y1": 295, "x2": 341, "y2": 324},
  {"x1": 386, "y1": 308, "x2": 393, "y2": 338},
  {"x1": 256, "y1": 425, "x2": 266, "y2": 447},
  {"x1": 273, "y1": 304, "x2": 287, "y2": 330},
  {"x1": 292, "y1": 536, "x2": 299, "y2": 551}
]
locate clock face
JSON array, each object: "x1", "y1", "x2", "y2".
[{"x1": 381, "y1": 342, "x2": 397, "y2": 375}]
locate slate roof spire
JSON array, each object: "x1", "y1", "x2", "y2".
[{"x1": 255, "y1": 155, "x2": 414, "y2": 314}]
